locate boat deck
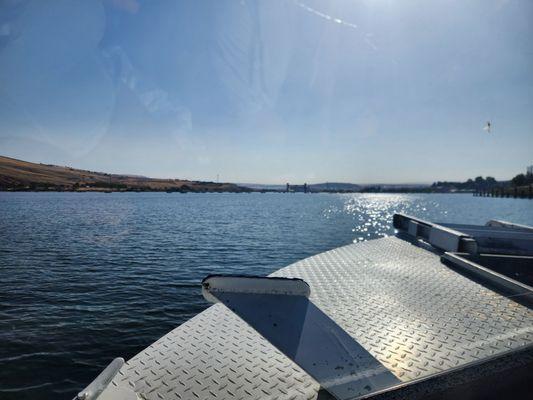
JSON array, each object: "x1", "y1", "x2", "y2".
[{"x1": 97, "y1": 235, "x2": 533, "y2": 400}]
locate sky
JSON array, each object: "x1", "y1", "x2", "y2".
[{"x1": 0, "y1": 0, "x2": 532, "y2": 184}]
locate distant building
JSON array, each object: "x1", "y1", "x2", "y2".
[{"x1": 527, "y1": 165, "x2": 533, "y2": 175}]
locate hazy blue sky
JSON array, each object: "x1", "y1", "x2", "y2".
[{"x1": 0, "y1": 0, "x2": 531, "y2": 183}]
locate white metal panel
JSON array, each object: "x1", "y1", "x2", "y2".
[{"x1": 107, "y1": 237, "x2": 533, "y2": 399}]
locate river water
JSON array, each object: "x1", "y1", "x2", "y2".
[{"x1": 0, "y1": 192, "x2": 531, "y2": 399}]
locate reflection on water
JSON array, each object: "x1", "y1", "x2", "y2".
[
  {"x1": 327, "y1": 194, "x2": 464, "y2": 242},
  {"x1": 0, "y1": 192, "x2": 531, "y2": 400}
]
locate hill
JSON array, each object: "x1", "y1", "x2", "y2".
[{"x1": 0, "y1": 155, "x2": 250, "y2": 192}]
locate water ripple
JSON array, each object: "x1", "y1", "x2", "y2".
[{"x1": 0, "y1": 192, "x2": 531, "y2": 399}]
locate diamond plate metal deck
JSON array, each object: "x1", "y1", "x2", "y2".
[{"x1": 107, "y1": 237, "x2": 533, "y2": 399}]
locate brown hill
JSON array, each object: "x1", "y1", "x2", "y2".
[{"x1": 0, "y1": 155, "x2": 250, "y2": 192}]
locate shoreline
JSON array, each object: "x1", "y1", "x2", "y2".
[{"x1": 0, "y1": 189, "x2": 479, "y2": 194}]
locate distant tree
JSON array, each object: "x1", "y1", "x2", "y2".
[
  {"x1": 485, "y1": 176, "x2": 496, "y2": 184},
  {"x1": 474, "y1": 176, "x2": 484, "y2": 184},
  {"x1": 512, "y1": 174, "x2": 527, "y2": 186}
]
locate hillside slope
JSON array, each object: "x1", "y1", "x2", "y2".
[{"x1": 0, "y1": 156, "x2": 250, "y2": 192}]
